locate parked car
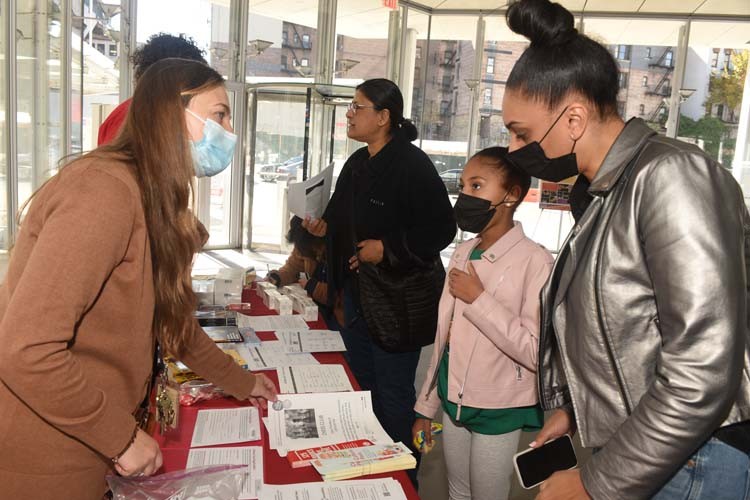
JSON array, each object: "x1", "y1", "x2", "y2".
[
  {"x1": 258, "y1": 155, "x2": 303, "y2": 183},
  {"x1": 439, "y1": 168, "x2": 463, "y2": 194},
  {"x1": 258, "y1": 162, "x2": 283, "y2": 182}
]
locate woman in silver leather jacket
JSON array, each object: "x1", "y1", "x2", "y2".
[{"x1": 501, "y1": 1, "x2": 750, "y2": 499}]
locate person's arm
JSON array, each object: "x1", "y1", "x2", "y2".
[
  {"x1": 0, "y1": 169, "x2": 139, "y2": 459},
  {"x1": 273, "y1": 247, "x2": 306, "y2": 286},
  {"x1": 178, "y1": 321, "x2": 258, "y2": 400},
  {"x1": 462, "y1": 252, "x2": 553, "y2": 371},
  {"x1": 580, "y1": 153, "x2": 748, "y2": 499},
  {"x1": 381, "y1": 153, "x2": 456, "y2": 268}
]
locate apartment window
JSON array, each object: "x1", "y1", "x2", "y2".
[
  {"x1": 293, "y1": 33, "x2": 300, "y2": 45},
  {"x1": 416, "y1": 46, "x2": 422, "y2": 59},
  {"x1": 664, "y1": 50, "x2": 673, "y2": 67},
  {"x1": 617, "y1": 101, "x2": 626, "y2": 117},
  {"x1": 336, "y1": 35, "x2": 344, "y2": 51},
  {"x1": 440, "y1": 100, "x2": 451, "y2": 115},
  {"x1": 302, "y1": 34, "x2": 311, "y2": 49},
  {"x1": 486, "y1": 56, "x2": 495, "y2": 74},
  {"x1": 717, "y1": 104, "x2": 725, "y2": 119},
  {"x1": 483, "y1": 87, "x2": 492, "y2": 106},
  {"x1": 301, "y1": 58, "x2": 309, "y2": 67},
  {"x1": 444, "y1": 50, "x2": 453, "y2": 64},
  {"x1": 96, "y1": 43, "x2": 106, "y2": 53},
  {"x1": 646, "y1": 47, "x2": 652, "y2": 59},
  {"x1": 281, "y1": 55, "x2": 288, "y2": 69},
  {"x1": 642, "y1": 76, "x2": 648, "y2": 87},
  {"x1": 724, "y1": 49, "x2": 732, "y2": 71},
  {"x1": 442, "y1": 75, "x2": 452, "y2": 90},
  {"x1": 108, "y1": 44, "x2": 117, "y2": 57},
  {"x1": 293, "y1": 57, "x2": 299, "y2": 67},
  {"x1": 282, "y1": 31, "x2": 288, "y2": 44},
  {"x1": 414, "y1": 66, "x2": 420, "y2": 80},
  {"x1": 618, "y1": 72, "x2": 629, "y2": 89},
  {"x1": 711, "y1": 48, "x2": 720, "y2": 68},
  {"x1": 616, "y1": 45, "x2": 630, "y2": 60},
  {"x1": 639, "y1": 104, "x2": 645, "y2": 115}
]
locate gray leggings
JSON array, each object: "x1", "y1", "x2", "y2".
[{"x1": 442, "y1": 416, "x2": 522, "y2": 500}]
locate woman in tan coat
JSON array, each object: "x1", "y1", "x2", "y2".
[{"x1": 0, "y1": 58, "x2": 277, "y2": 499}]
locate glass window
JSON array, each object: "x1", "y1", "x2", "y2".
[
  {"x1": 664, "y1": 49, "x2": 674, "y2": 67},
  {"x1": 639, "y1": 104, "x2": 645, "y2": 115},
  {"x1": 138, "y1": 0, "x2": 233, "y2": 246},
  {"x1": 301, "y1": 58, "x2": 309, "y2": 67},
  {"x1": 646, "y1": 47, "x2": 652, "y2": 59},
  {"x1": 334, "y1": 0, "x2": 389, "y2": 82},
  {"x1": 486, "y1": 56, "x2": 494, "y2": 74},
  {"x1": 712, "y1": 48, "x2": 720, "y2": 68},
  {"x1": 618, "y1": 71, "x2": 629, "y2": 89},
  {"x1": 724, "y1": 49, "x2": 732, "y2": 71},
  {"x1": 642, "y1": 76, "x2": 648, "y2": 87},
  {"x1": 483, "y1": 87, "x2": 492, "y2": 106},
  {"x1": 244, "y1": 3, "x2": 318, "y2": 82},
  {"x1": 616, "y1": 45, "x2": 630, "y2": 60},
  {"x1": 16, "y1": 0, "x2": 66, "y2": 213}
]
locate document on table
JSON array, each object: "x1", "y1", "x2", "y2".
[
  {"x1": 287, "y1": 162, "x2": 334, "y2": 220},
  {"x1": 276, "y1": 364, "x2": 353, "y2": 393},
  {"x1": 237, "y1": 314, "x2": 310, "y2": 331},
  {"x1": 267, "y1": 391, "x2": 392, "y2": 455},
  {"x1": 187, "y1": 446, "x2": 263, "y2": 499},
  {"x1": 278, "y1": 329, "x2": 346, "y2": 353},
  {"x1": 259, "y1": 478, "x2": 407, "y2": 500},
  {"x1": 246, "y1": 340, "x2": 318, "y2": 371},
  {"x1": 191, "y1": 407, "x2": 261, "y2": 447}
]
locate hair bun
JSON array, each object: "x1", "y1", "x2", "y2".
[{"x1": 506, "y1": 0, "x2": 576, "y2": 47}]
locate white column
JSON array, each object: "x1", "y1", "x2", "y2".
[
  {"x1": 665, "y1": 21, "x2": 690, "y2": 138},
  {"x1": 386, "y1": 9, "x2": 401, "y2": 84},
  {"x1": 467, "y1": 16, "x2": 485, "y2": 159},
  {"x1": 118, "y1": 0, "x2": 136, "y2": 101},
  {"x1": 401, "y1": 28, "x2": 417, "y2": 119}
]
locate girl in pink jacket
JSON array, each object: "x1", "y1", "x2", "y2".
[{"x1": 413, "y1": 146, "x2": 553, "y2": 500}]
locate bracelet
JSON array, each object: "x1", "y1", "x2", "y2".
[{"x1": 111, "y1": 424, "x2": 140, "y2": 464}]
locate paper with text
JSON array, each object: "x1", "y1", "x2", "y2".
[
  {"x1": 267, "y1": 391, "x2": 392, "y2": 456},
  {"x1": 259, "y1": 478, "x2": 407, "y2": 500},
  {"x1": 246, "y1": 341, "x2": 318, "y2": 371},
  {"x1": 288, "y1": 163, "x2": 334, "y2": 220},
  {"x1": 238, "y1": 314, "x2": 310, "y2": 332},
  {"x1": 187, "y1": 446, "x2": 263, "y2": 499},
  {"x1": 277, "y1": 364, "x2": 353, "y2": 394},
  {"x1": 191, "y1": 407, "x2": 261, "y2": 447},
  {"x1": 278, "y1": 329, "x2": 346, "y2": 353}
]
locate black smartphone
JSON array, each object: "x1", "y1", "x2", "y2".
[{"x1": 513, "y1": 434, "x2": 578, "y2": 489}]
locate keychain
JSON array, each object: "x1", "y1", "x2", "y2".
[{"x1": 155, "y1": 374, "x2": 180, "y2": 434}]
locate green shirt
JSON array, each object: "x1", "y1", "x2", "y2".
[{"x1": 421, "y1": 247, "x2": 543, "y2": 435}]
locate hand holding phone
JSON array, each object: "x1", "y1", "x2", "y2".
[{"x1": 514, "y1": 434, "x2": 577, "y2": 489}]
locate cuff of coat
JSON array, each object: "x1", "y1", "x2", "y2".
[
  {"x1": 84, "y1": 398, "x2": 140, "y2": 459},
  {"x1": 414, "y1": 397, "x2": 440, "y2": 420}
]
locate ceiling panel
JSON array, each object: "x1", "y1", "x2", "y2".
[
  {"x1": 695, "y1": 0, "x2": 750, "y2": 16},
  {"x1": 583, "y1": 17, "x2": 683, "y2": 45}
]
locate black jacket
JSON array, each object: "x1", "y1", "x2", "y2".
[{"x1": 323, "y1": 135, "x2": 456, "y2": 341}]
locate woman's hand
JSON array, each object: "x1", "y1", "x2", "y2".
[
  {"x1": 114, "y1": 428, "x2": 163, "y2": 477},
  {"x1": 356, "y1": 240, "x2": 384, "y2": 265},
  {"x1": 537, "y1": 469, "x2": 591, "y2": 500},
  {"x1": 247, "y1": 373, "x2": 278, "y2": 410},
  {"x1": 411, "y1": 418, "x2": 433, "y2": 453},
  {"x1": 530, "y1": 408, "x2": 576, "y2": 448},
  {"x1": 303, "y1": 217, "x2": 327, "y2": 237},
  {"x1": 448, "y1": 263, "x2": 483, "y2": 304}
]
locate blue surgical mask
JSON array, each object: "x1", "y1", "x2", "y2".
[{"x1": 186, "y1": 108, "x2": 237, "y2": 177}]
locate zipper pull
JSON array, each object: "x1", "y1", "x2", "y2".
[
  {"x1": 516, "y1": 365, "x2": 522, "y2": 381},
  {"x1": 456, "y1": 391, "x2": 464, "y2": 421}
]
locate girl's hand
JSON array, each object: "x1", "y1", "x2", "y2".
[
  {"x1": 411, "y1": 418, "x2": 433, "y2": 453},
  {"x1": 448, "y1": 262, "x2": 483, "y2": 304}
]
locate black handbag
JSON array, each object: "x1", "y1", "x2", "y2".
[{"x1": 356, "y1": 252, "x2": 445, "y2": 353}]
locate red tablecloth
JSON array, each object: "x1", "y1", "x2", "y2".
[{"x1": 154, "y1": 285, "x2": 420, "y2": 499}]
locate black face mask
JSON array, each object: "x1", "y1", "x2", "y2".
[
  {"x1": 454, "y1": 192, "x2": 508, "y2": 234},
  {"x1": 506, "y1": 107, "x2": 580, "y2": 182}
]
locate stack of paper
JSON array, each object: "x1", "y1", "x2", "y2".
[
  {"x1": 310, "y1": 442, "x2": 416, "y2": 481},
  {"x1": 260, "y1": 478, "x2": 407, "y2": 500},
  {"x1": 277, "y1": 329, "x2": 346, "y2": 353},
  {"x1": 237, "y1": 314, "x2": 310, "y2": 332},
  {"x1": 266, "y1": 392, "x2": 392, "y2": 457},
  {"x1": 190, "y1": 407, "x2": 261, "y2": 447}
]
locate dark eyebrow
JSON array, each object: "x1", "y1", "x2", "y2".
[{"x1": 213, "y1": 103, "x2": 231, "y2": 113}]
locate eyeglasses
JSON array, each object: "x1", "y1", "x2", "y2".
[{"x1": 347, "y1": 102, "x2": 377, "y2": 114}]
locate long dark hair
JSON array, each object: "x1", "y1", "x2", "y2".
[
  {"x1": 506, "y1": 0, "x2": 620, "y2": 118},
  {"x1": 356, "y1": 78, "x2": 418, "y2": 141},
  {"x1": 100, "y1": 58, "x2": 225, "y2": 357}
]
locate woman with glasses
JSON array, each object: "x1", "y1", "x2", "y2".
[{"x1": 306, "y1": 78, "x2": 456, "y2": 487}]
